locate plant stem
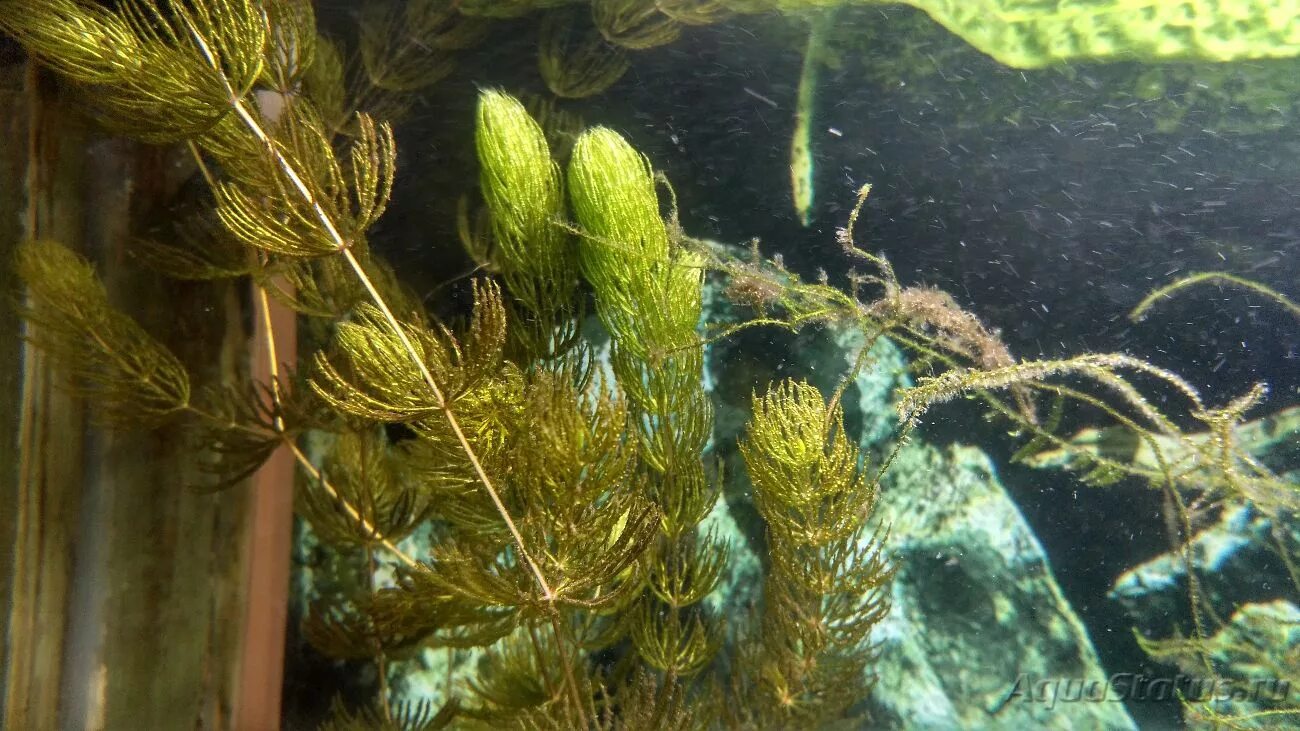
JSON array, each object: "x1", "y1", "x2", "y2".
[
  {"x1": 181, "y1": 13, "x2": 553, "y2": 601},
  {"x1": 182, "y1": 139, "x2": 421, "y2": 569},
  {"x1": 548, "y1": 612, "x2": 591, "y2": 729}
]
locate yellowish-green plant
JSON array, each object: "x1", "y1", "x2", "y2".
[
  {"x1": 344, "y1": 0, "x2": 490, "y2": 129},
  {"x1": 789, "y1": 9, "x2": 830, "y2": 226},
  {"x1": 475, "y1": 90, "x2": 582, "y2": 361},
  {"x1": 732, "y1": 380, "x2": 892, "y2": 727},
  {"x1": 658, "y1": 0, "x2": 740, "y2": 26},
  {"x1": 6, "y1": 0, "x2": 605, "y2": 724},
  {"x1": 568, "y1": 126, "x2": 725, "y2": 678},
  {"x1": 6, "y1": 1, "x2": 1299, "y2": 729},
  {"x1": 14, "y1": 241, "x2": 193, "y2": 426},
  {"x1": 591, "y1": 0, "x2": 684, "y2": 50},
  {"x1": 318, "y1": 698, "x2": 460, "y2": 731}
]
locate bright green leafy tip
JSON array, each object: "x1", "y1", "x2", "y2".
[
  {"x1": 565, "y1": 124, "x2": 704, "y2": 359},
  {"x1": 472, "y1": 90, "x2": 580, "y2": 359},
  {"x1": 568, "y1": 126, "x2": 670, "y2": 277},
  {"x1": 475, "y1": 89, "x2": 570, "y2": 281}
]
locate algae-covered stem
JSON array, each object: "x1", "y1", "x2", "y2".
[
  {"x1": 1129, "y1": 271, "x2": 1300, "y2": 324},
  {"x1": 791, "y1": 10, "x2": 833, "y2": 227}
]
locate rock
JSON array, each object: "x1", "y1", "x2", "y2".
[
  {"x1": 866, "y1": 440, "x2": 1133, "y2": 730},
  {"x1": 1109, "y1": 503, "x2": 1297, "y2": 637}
]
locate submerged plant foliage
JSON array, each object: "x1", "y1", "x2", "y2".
[
  {"x1": 734, "y1": 380, "x2": 892, "y2": 726},
  {"x1": 4, "y1": 1, "x2": 1298, "y2": 729}
]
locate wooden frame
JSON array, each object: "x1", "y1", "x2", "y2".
[{"x1": 1, "y1": 63, "x2": 295, "y2": 731}]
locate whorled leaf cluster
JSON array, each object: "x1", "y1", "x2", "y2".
[
  {"x1": 569, "y1": 124, "x2": 723, "y2": 678},
  {"x1": 4, "y1": 1, "x2": 1299, "y2": 729},
  {"x1": 733, "y1": 380, "x2": 892, "y2": 726}
]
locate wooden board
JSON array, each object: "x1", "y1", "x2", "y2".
[{"x1": 1, "y1": 63, "x2": 292, "y2": 730}]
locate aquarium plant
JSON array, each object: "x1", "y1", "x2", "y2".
[{"x1": 3, "y1": 1, "x2": 1297, "y2": 729}]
